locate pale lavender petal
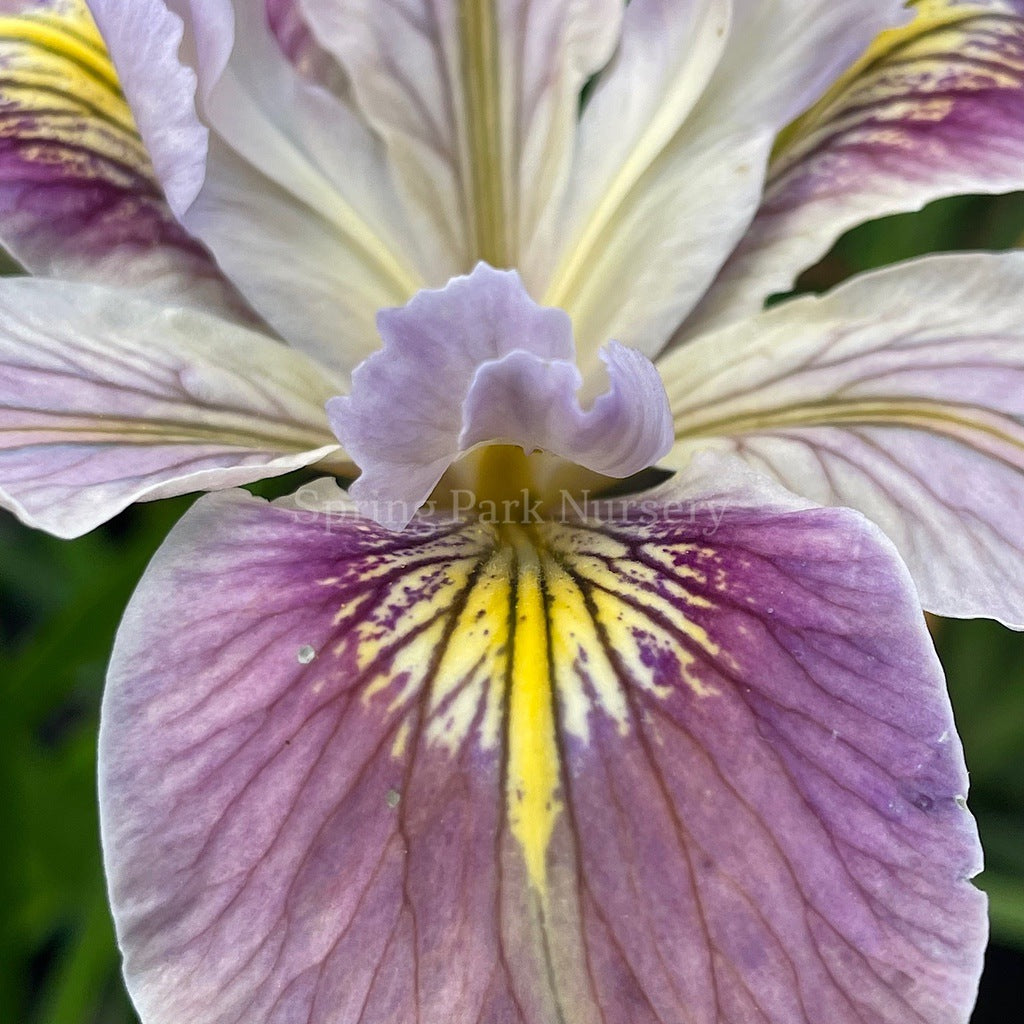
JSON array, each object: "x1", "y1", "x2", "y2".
[
  {"x1": 662, "y1": 251, "x2": 1024, "y2": 626},
  {"x1": 90, "y1": 0, "x2": 432, "y2": 374},
  {"x1": 183, "y1": 141, "x2": 409, "y2": 377},
  {"x1": 536, "y1": 0, "x2": 906, "y2": 365},
  {"x1": 462, "y1": 342, "x2": 674, "y2": 482},
  {"x1": 85, "y1": 0, "x2": 209, "y2": 216},
  {"x1": 683, "y1": 0, "x2": 1024, "y2": 338},
  {"x1": 327, "y1": 264, "x2": 672, "y2": 528},
  {"x1": 0, "y1": 279, "x2": 343, "y2": 538},
  {"x1": 0, "y1": 1, "x2": 250, "y2": 318},
  {"x1": 101, "y1": 479, "x2": 984, "y2": 1024}
]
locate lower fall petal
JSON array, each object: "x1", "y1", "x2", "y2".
[{"x1": 101, "y1": 482, "x2": 984, "y2": 1024}]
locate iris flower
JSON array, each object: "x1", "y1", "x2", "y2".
[{"x1": 3, "y1": 0, "x2": 1024, "y2": 1021}]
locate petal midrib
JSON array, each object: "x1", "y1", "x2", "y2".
[
  {"x1": 503, "y1": 526, "x2": 562, "y2": 904},
  {"x1": 459, "y1": 0, "x2": 509, "y2": 266},
  {"x1": 677, "y1": 396, "x2": 1024, "y2": 453},
  {"x1": 2, "y1": 412, "x2": 336, "y2": 453}
]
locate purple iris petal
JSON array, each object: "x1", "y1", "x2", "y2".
[
  {"x1": 328, "y1": 263, "x2": 674, "y2": 529},
  {"x1": 100, "y1": 482, "x2": 985, "y2": 1024}
]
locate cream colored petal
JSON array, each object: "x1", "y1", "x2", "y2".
[
  {"x1": 660, "y1": 252, "x2": 1024, "y2": 626},
  {"x1": 90, "y1": 0, "x2": 430, "y2": 374},
  {"x1": 538, "y1": 0, "x2": 905, "y2": 368},
  {"x1": 300, "y1": 0, "x2": 622, "y2": 270}
]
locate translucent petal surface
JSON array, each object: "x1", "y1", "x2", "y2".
[
  {"x1": 300, "y1": 0, "x2": 622, "y2": 270},
  {"x1": 538, "y1": 0, "x2": 906, "y2": 365},
  {"x1": 101, "y1": 482, "x2": 985, "y2": 1024},
  {"x1": 89, "y1": 0, "x2": 431, "y2": 374}
]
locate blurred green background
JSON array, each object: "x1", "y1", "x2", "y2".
[{"x1": 2, "y1": 196, "x2": 1024, "y2": 1022}]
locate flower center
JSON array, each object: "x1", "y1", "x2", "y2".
[{"x1": 432, "y1": 444, "x2": 617, "y2": 526}]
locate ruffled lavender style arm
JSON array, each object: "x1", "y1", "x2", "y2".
[{"x1": 328, "y1": 264, "x2": 674, "y2": 529}]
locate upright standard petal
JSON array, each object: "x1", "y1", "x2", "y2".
[
  {"x1": 662, "y1": 252, "x2": 1024, "y2": 626},
  {"x1": 301, "y1": 0, "x2": 623, "y2": 270},
  {"x1": 101, "y1": 480, "x2": 984, "y2": 1024},
  {"x1": 534, "y1": 0, "x2": 733, "y2": 362},
  {"x1": 0, "y1": 279, "x2": 343, "y2": 538},
  {"x1": 685, "y1": 0, "x2": 1024, "y2": 336},
  {"x1": 89, "y1": 0, "x2": 431, "y2": 373},
  {"x1": 537, "y1": 0, "x2": 905, "y2": 364},
  {"x1": 0, "y1": 0, "x2": 249, "y2": 318},
  {"x1": 327, "y1": 264, "x2": 673, "y2": 528}
]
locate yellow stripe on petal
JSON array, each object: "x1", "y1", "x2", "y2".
[
  {"x1": 336, "y1": 518, "x2": 739, "y2": 912},
  {"x1": 543, "y1": 557, "x2": 628, "y2": 742},
  {"x1": 774, "y1": 0, "x2": 1016, "y2": 161},
  {"x1": 505, "y1": 531, "x2": 562, "y2": 899},
  {"x1": 427, "y1": 544, "x2": 513, "y2": 751},
  {"x1": 0, "y1": 0, "x2": 154, "y2": 180},
  {"x1": 10, "y1": 5, "x2": 121, "y2": 86}
]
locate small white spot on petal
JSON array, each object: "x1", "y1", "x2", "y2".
[
  {"x1": 386, "y1": 789, "x2": 401, "y2": 809},
  {"x1": 297, "y1": 644, "x2": 317, "y2": 665}
]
